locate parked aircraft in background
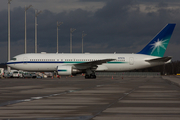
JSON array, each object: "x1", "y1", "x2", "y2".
[{"x1": 7, "y1": 23, "x2": 176, "y2": 79}]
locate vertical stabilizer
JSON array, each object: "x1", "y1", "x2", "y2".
[{"x1": 137, "y1": 23, "x2": 176, "y2": 57}]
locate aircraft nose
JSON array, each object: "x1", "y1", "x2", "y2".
[
  {"x1": 7, "y1": 60, "x2": 13, "y2": 67},
  {"x1": 7, "y1": 62, "x2": 10, "y2": 67}
]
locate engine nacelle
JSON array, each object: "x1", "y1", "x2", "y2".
[{"x1": 57, "y1": 66, "x2": 82, "y2": 75}]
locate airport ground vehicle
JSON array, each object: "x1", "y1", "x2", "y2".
[
  {"x1": 3, "y1": 71, "x2": 13, "y2": 78},
  {"x1": 12, "y1": 71, "x2": 23, "y2": 78},
  {"x1": 19, "y1": 71, "x2": 23, "y2": 77},
  {"x1": 0, "y1": 68, "x2": 4, "y2": 77},
  {"x1": 23, "y1": 72, "x2": 37, "y2": 78},
  {"x1": 12, "y1": 71, "x2": 20, "y2": 78},
  {"x1": 23, "y1": 72, "x2": 32, "y2": 78}
]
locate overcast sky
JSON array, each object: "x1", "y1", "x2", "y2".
[{"x1": 0, "y1": 0, "x2": 180, "y2": 63}]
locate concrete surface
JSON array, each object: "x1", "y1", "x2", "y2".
[{"x1": 0, "y1": 76, "x2": 180, "y2": 120}]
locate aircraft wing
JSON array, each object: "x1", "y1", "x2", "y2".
[
  {"x1": 74, "y1": 59, "x2": 115, "y2": 69},
  {"x1": 145, "y1": 56, "x2": 172, "y2": 62}
]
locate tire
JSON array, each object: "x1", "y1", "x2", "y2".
[
  {"x1": 85, "y1": 75, "x2": 90, "y2": 79},
  {"x1": 93, "y1": 75, "x2": 96, "y2": 79}
]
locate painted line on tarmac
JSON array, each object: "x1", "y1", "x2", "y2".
[
  {"x1": 0, "y1": 90, "x2": 80, "y2": 107},
  {"x1": 0, "y1": 81, "x2": 118, "y2": 120},
  {"x1": 0, "y1": 84, "x2": 107, "y2": 107},
  {"x1": 91, "y1": 79, "x2": 149, "y2": 119},
  {"x1": 2, "y1": 115, "x2": 93, "y2": 120}
]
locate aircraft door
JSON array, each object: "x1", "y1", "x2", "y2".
[{"x1": 129, "y1": 57, "x2": 134, "y2": 65}]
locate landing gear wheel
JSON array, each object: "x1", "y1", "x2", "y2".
[
  {"x1": 90, "y1": 74, "x2": 96, "y2": 79},
  {"x1": 85, "y1": 75, "x2": 90, "y2": 79},
  {"x1": 93, "y1": 75, "x2": 96, "y2": 79},
  {"x1": 90, "y1": 75, "x2": 94, "y2": 78},
  {"x1": 85, "y1": 74, "x2": 96, "y2": 79}
]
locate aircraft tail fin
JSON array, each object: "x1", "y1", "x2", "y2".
[{"x1": 137, "y1": 23, "x2": 176, "y2": 57}]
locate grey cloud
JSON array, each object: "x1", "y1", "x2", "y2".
[
  {"x1": 0, "y1": 0, "x2": 180, "y2": 63},
  {"x1": 94, "y1": 0, "x2": 135, "y2": 19},
  {"x1": 156, "y1": 2, "x2": 168, "y2": 8},
  {"x1": 138, "y1": 0, "x2": 180, "y2": 3},
  {"x1": 79, "y1": 0, "x2": 110, "y2": 2}
]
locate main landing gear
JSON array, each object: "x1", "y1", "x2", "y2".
[{"x1": 85, "y1": 69, "x2": 96, "y2": 79}]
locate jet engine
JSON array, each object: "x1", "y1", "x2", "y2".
[{"x1": 57, "y1": 66, "x2": 82, "y2": 75}]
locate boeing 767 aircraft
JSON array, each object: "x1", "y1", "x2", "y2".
[{"x1": 7, "y1": 23, "x2": 176, "y2": 79}]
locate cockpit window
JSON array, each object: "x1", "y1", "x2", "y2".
[{"x1": 11, "y1": 58, "x2": 17, "y2": 61}]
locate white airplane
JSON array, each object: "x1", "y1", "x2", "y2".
[{"x1": 7, "y1": 23, "x2": 176, "y2": 79}]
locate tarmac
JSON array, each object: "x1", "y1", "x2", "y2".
[{"x1": 0, "y1": 75, "x2": 180, "y2": 120}]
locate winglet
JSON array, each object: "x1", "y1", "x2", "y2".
[{"x1": 137, "y1": 23, "x2": 176, "y2": 57}]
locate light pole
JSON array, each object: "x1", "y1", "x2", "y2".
[
  {"x1": 7, "y1": 0, "x2": 12, "y2": 72},
  {"x1": 25, "y1": 5, "x2": 32, "y2": 54},
  {"x1": 35, "y1": 10, "x2": 42, "y2": 53},
  {"x1": 57, "y1": 21, "x2": 63, "y2": 53},
  {"x1": 82, "y1": 31, "x2": 87, "y2": 53},
  {"x1": 70, "y1": 28, "x2": 76, "y2": 53}
]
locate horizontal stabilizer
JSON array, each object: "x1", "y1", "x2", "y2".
[{"x1": 145, "y1": 56, "x2": 172, "y2": 62}]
